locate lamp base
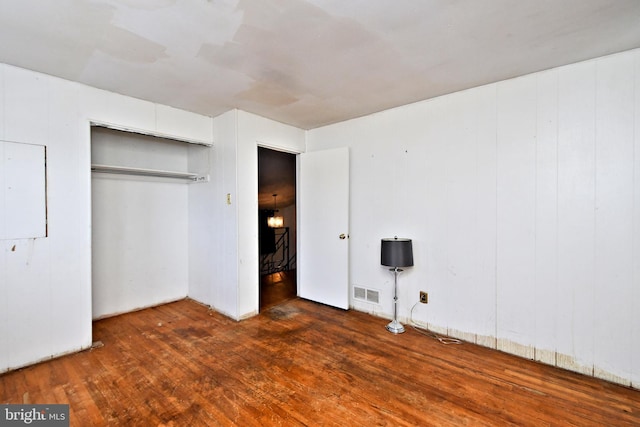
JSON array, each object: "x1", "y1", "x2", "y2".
[{"x1": 386, "y1": 319, "x2": 405, "y2": 334}]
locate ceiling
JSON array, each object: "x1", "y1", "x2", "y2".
[
  {"x1": 258, "y1": 146, "x2": 295, "y2": 209},
  {"x1": 1, "y1": 0, "x2": 639, "y2": 130}
]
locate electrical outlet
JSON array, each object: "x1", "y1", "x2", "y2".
[{"x1": 419, "y1": 291, "x2": 428, "y2": 304}]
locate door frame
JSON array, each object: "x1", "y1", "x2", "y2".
[{"x1": 256, "y1": 143, "x2": 302, "y2": 308}]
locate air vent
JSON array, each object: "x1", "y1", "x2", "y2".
[
  {"x1": 353, "y1": 286, "x2": 380, "y2": 304},
  {"x1": 366, "y1": 289, "x2": 379, "y2": 304}
]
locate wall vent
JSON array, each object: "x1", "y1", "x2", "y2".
[
  {"x1": 366, "y1": 289, "x2": 380, "y2": 304},
  {"x1": 353, "y1": 286, "x2": 380, "y2": 304}
]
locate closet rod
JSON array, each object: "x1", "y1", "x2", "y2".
[{"x1": 91, "y1": 164, "x2": 198, "y2": 180}]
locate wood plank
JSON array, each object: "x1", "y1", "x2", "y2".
[
  {"x1": 444, "y1": 90, "x2": 481, "y2": 337},
  {"x1": 472, "y1": 84, "x2": 498, "y2": 343},
  {"x1": 534, "y1": 68, "x2": 559, "y2": 364},
  {"x1": 633, "y1": 48, "x2": 640, "y2": 389},
  {"x1": 495, "y1": 74, "x2": 538, "y2": 358},
  {"x1": 557, "y1": 59, "x2": 597, "y2": 375},
  {"x1": 593, "y1": 52, "x2": 635, "y2": 385},
  {"x1": 1, "y1": 298, "x2": 639, "y2": 426}
]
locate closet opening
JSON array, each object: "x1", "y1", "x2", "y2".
[{"x1": 90, "y1": 126, "x2": 208, "y2": 320}]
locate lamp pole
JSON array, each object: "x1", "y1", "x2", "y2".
[{"x1": 386, "y1": 267, "x2": 405, "y2": 334}]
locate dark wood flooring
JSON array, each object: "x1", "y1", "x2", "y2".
[
  {"x1": 1, "y1": 296, "x2": 639, "y2": 426},
  {"x1": 260, "y1": 270, "x2": 297, "y2": 311}
]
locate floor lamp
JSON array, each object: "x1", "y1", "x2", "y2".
[{"x1": 381, "y1": 237, "x2": 414, "y2": 334}]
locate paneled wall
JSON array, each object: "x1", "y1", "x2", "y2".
[
  {"x1": 187, "y1": 110, "x2": 305, "y2": 320},
  {"x1": 188, "y1": 110, "x2": 239, "y2": 319},
  {"x1": 0, "y1": 63, "x2": 212, "y2": 372},
  {"x1": 91, "y1": 128, "x2": 208, "y2": 319},
  {"x1": 307, "y1": 49, "x2": 640, "y2": 387}
]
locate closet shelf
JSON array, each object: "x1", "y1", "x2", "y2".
[{"x1": 91, "y1": 164, "x2": 202, "y2": 181}]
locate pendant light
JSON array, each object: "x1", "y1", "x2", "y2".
[{"x1": 267, "y1": 193, "x2": 284, "y2": 228}]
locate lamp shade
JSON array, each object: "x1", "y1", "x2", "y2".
[{"x1": 381, "y1": 238, "x2": 414, "y2": 267}]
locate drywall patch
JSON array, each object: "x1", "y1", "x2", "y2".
[
  {"x1": 97, "y1": 25, "x2": 168, "y2": 64},
  {"x1": 108, "y1": 0, "x2": 176, "y2": 11},
  {"x1": 237, "y1": 80, "x2": 299, "y2": 107},
  {"x1": 0, "y1": 141, "x2": 47, "y2": 240}
]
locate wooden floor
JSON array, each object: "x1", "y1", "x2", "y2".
[
  {"x1": 1, "y1": 298, "x2": 639, "y2": 426},
  {"x1": 260, "y1": 270, "x2": 297, "y2": 312}
]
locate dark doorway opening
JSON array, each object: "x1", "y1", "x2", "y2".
[{"x1": 258, "y1": 147, "x2": 297, "y2": 311}]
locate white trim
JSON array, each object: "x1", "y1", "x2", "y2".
[{"x1": 89, "y1": 120, "x2": 213, "y2": 146}]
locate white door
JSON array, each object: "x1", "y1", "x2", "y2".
[{"x1": 298, "y1": 147, "x2": 349, "y2": 309}]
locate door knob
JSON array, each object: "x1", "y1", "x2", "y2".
[{"x1": 339, "y1": 233, "x2": 347, "y2": 240}]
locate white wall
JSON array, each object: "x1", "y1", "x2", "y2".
[
  {"x1": 306, "y1": 48, "x2": 640, "y2": 387},
  {"x1": 0, "y1": 141, "x2": 46, "y2": 240},
  {"x1": 188, "y1": 110, "x2": 239, "y2": 318},
  {"x1": 236, "y1": 111, "x2": 305, "y2": 318},
  {"x1": 0, "y1": 63, "x2": 212, "y2": 372},
  {"x1": 0, "y1": 65, "x2": 302, "y2": 371},
  {"x1": 91, "y1": 128, "x2": 200, "y2": 319},
  {"x1": 187, "y1": 110, "x2": 305, "y2": 319},
  {"x1": 3, "y1": 46, "x2": 636, "y2": 389}
]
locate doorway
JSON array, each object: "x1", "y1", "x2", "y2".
[{"x1": 258, "y1": 147, "x2": 297, "y2": 311}]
